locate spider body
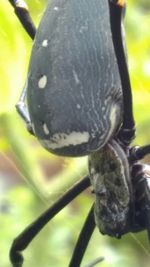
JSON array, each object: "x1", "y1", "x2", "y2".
[
  {"x1": 26, "y1": 0, "x2": 123, "y2": 157},
  {"x1": 8, "y1": 1, "x2": 150, "y2": 267}
]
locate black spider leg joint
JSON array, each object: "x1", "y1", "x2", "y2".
[
  {"x1": 9, "y1": 0, "x2": 36, "y2": 134},
  {"x1": 109, "y1": 0, "x2": 135, "y2": 147}
]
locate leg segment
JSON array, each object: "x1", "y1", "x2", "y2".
[
  {"x1": 15, "y1": 85, "x2": 34, "y2": 135},
  {"x1": 129, "y1": 145, "x2": 150, "y2": 162},
  {"x1": 131, "y1": 163, "x2": 150, "y2": 237},
  {"x1": 8, "y1": 0, "x2": 36, "y2": 132},
  {"x1": 109, "y1": 1, "x2": 135, "y2": 145},
  {"x1": 68, "y1": 204, "x2": 96, "y2": 267},
  {"x1": 8, "y1": 0, "x2": 36, "y2": 39},
  {"x1": 10, "y1": 176, "x2": 90, "y2": 267}
]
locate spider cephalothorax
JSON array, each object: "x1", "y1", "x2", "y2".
[
  {"x1": 89, "y1": 139, "x2": 133, "y2": 238},
  {"x1": 89, "y1": 140, "x2": 150, "y2": 239}
]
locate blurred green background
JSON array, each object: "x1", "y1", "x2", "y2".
[{"x1": 0, "y1": 0, "x2": 150, "y2": 267}]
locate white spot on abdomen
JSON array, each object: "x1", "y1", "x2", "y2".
[
  {"x1": 76, "y1": 104, "x2": 81, "y2": 109},
  {"x1": 103, "y1": 104, "x2": 120, "y2": 146},
  {"x1": 38, "y1": 75, "x2": 47, "y2": 89},
  {"x1": 72, "y1": 69, "x2": 80, "y2": 85},
  {"x1": 54, "y1": 6, "x2": 59, "y2": 11},
  {"x1": 42, "y1": 39, "x2": 48, "y2": 47},
  {"x1": 43, "y1": 123, "x2": 49, "y2": 135},
  {"x1": 40, "y1": 131, "x2": 90, "y2": 149}
]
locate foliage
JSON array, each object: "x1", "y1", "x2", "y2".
[{"x1": 0, "y1": 1, "x2": 150, "y2": 267}]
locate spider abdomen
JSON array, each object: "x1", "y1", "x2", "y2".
[{"x1": 26, "y1": 0, "x2": 123, "y2": 156}]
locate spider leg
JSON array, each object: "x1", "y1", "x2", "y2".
[
  {"x1": 139, "y1": 170, "x2": 150, "y2": 240},
  {"x1": 109, "y1": 1, "x2": 135, "y2": 145},
  {"x1": 129, "y1": 145, "x2": 150, "y2": 162},
  {"x1": 15, "y1": 85, "x2": 34, "y2": 135},
  {"x1": 10, "y1": 176, "x2": 90, "y2": 267},
  {"x1": 8, "y1": 0, "x2": 36, "y2": 133},
  {"x1": 69, "y1": 204, "x2": 96, "y2": 267},
  {"x1": 131, "y1": 162, "x2": 150, "y2": 239},
  {"x1": 144, "y1": 200, "x2": 150, "y2": 241},
  {"x1": 8, "y1": 0, "x2": 36, "y2": 39}
]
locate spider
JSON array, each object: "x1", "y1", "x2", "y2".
[{"x1": 8, "y1": 0, "x2": 150, "y2": 267}]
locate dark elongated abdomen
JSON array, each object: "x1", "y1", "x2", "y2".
[{"x1": 27, "y1": 0, "x2": 123, "y2": 156}]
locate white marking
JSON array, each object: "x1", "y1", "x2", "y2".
[
  {"x1": 110, "y1": 105, "x2": 118, "y2": 130},
  {"x1": 16, "y1": 0, "x2": 28, "y2": 10},
  {"x1": 42, "y1": 39, "x2": 48, "y2": 47},
  {"x1": 72, "y1": 70, "x2": 80, "y2": 84},
  {"x1": 76, "y1": 104, "x2": 81, "y2": 109},
  {"x1": 38, "y1": 75, "x2": 47, "y2": 89},
  {"x1": 54, "y1": 6, "x2": 59, "y2": 11},
  {"x1": 43, "y1": 123, "x2": 49, "y2": 135},
  {"x1": 40, "y1": 131, "x2": 90, "y2": 149},
  {"x1": 103, "y1": 104, "x2": 119, "y2": 146}
]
